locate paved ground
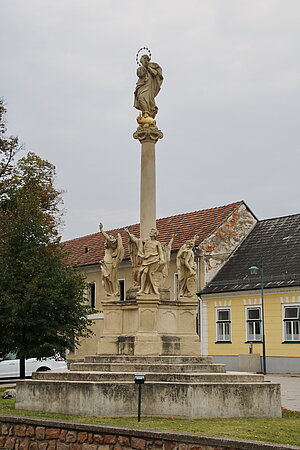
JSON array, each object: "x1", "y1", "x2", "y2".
[
  {"x1": 265, "y1": 374, "x2": 300, "y2": 412},
  {"x1": 1, "y1": 374, "x2": 300, "y2": 412}
]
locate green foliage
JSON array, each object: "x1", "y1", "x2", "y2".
[
  {"x1": 0, "y1": 99, "x2": 20, "y2": 194},
  {"x1": 0, "y1": 150, "x2": 93, "y2": 360}
]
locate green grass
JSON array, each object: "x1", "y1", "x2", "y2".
[{"x1": 0, "y1": 388, "x2": 300, "y2": 446}]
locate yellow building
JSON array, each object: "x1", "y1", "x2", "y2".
[{"x1": 200, "y1": 214, "x2": 300, "y2": 373}]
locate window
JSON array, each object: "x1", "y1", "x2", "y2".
[
  {"x1": 174, "y1": 273, "x2": 179, "y2": 300},
  {"x1": 87, "y1": 282, "x2": 96, "y2": 309},
  {"x1": 283, "y1": 306, "x2": 300, "y2": 342},
  {"x1": 246, "y1": 307, "x2": 262, "y2": 341},
  {"x1": 118, "y1": 279, "x2": 125, "y2": 301},
  {"x1": 216, "y1": 308, "x2": 231, "y2": 342}
]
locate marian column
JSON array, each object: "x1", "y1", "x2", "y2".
[
  {"x1": 133, "y1": 48, "x2": 163, "y2": 240},
  {"x1": 98, "y1": 49, "x2": 200, "y2": 355}
]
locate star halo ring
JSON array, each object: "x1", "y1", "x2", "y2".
[{"x1": 136, "y1": 47, "x2": 151, "y2": 65}]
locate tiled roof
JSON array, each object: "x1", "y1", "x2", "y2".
[
  {"x1": 62, "y1": 201, "x2": 245, "y2": 267},
  {"x1": 202, "y1": 213, "x2": 300, "y2": 293}
]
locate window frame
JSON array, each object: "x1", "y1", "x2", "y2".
[
  {"x1": 174, "y1": 273, "x2": 179, "y2": 301},
  {"x1": 118, "y1": 279, "x2": 126, "y2": 301},
  {"x1": 87, "y1": 282, "x2": 96, "y2": 309},
  {"x1": 245, "y1": 306, "x2": 262, "y2": 342},
  {"x1": 283, "y1": 305, "x2": 300, "y2": 342},
  {"x1": 215, "y1": 308, "x2": 231, "y2": 343}
]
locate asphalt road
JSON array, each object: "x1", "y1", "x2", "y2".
[{"x1": 265, "y1": 374, "x2": 300, "y2": 412}]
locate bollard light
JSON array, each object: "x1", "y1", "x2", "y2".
[
  {"x1": 134, "y1": 374, "x2": 146, "y2": 384},
  {"x1": 134, "y1": 374, "x2": 146, "y2": 421}
]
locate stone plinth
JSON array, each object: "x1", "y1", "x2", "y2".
[
  {"x1": 16, "y1": 355, "x2": 282, "y2": 418},
  {"x1": 97, "y1": 296, "x2": 200, "y2": 356}
]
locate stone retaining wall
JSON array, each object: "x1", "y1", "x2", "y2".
[{"x1": 0, "y1": 415, "x2": 298, "y2": 450}]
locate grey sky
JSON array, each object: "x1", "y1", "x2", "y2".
[{"x1": 2, "y1": 0, "x2": 300, "y2": 241}]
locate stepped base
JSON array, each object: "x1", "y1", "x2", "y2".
[
  {"x1": 16, "y1": 379, "x2": 281, "y2": 418},
  {"x1": 15, "y1": 355, "x2": 282, "y2": 418}
]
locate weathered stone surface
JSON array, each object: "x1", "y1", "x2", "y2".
[
  {"x1": 16, "y1": 372, "x2": 281, "y2": 418},
  {"x1": 2, "y1": 389, "x2": 16, "y2": 399},
  {"x1": 178, "y1": 444, "x2": 188, "y2": 450},
  {"x1": 0, "y1": 436, "x2": 6, "y2": 447},
  {"x1": 1, "y1": 423, "x2": 10, "y2": 434},
  {"x1": 20, "y1": 437, "x2": 30, "y2": 450},
  {"x1": 66, "y1": 431, "x2": 77, "y2": 443},
  {"x1": 118, "y1": 435, "x2": 130, "y2": 446},
  {"x1": 48, "y1": 440, "x2": 57, "y2": 450},
  {"x1": 56, "y1": 443, "x2": 70, "y2": 450},
  {"x1": 70, "y1": 444, "x2": 81, "y2": 450},
  {"x1": 46, "y1": 428, "x2": 61, "y2": 439},
  {"x1": 38, "y1": 443, "x2": 48, "y2": 450},
  {"x1": 35, "y1": 426, "x2": 45, "y2": 440},
  {"x1": 87, "y1": 432, "x2": 94, "y2": 443},
  {"x1": 82, "y1": 445, "x2": 97, "y2": 450},
  {"x1": 103, "y1": 434, "x2": 117, "y2": 444},
  {"x1": 28, "y1": 442, "x2": 38, "y2": 450},
  {"x1": 26, "y1": 426, "x2": 35, "y2": 437},
  {"x1": 60, "y1": 429, "x2": 67, "y2": 441},
  {"x1": 77, "y1": 431, "x2": 88, "y2": 443},
  {"x1": 112, "y1": 444, "x2": 122, "y2": 450},
  {"x1": 5, "y1": 436, "x2": 16, "y2": 449},
  {"x1": 93, "y1": 434, "x2": 104, "y2": 443},
  {"x1": 131, "y1": 436, "x2": 146, "y2": 449},
  {"x1": 15, "y1": 425, "x2": 27, "y2": 436},
  {"x1": 164, "y1": 441, "x2": 176, "y2": 450}
]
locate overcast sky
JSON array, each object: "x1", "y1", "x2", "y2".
[{"x1": 2, "y1": 0, "x2": 300, "y2": 241}]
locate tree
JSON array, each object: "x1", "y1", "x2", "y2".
[
  {"x1": 0, "y1": 151, "x2": 93, "y2": 378},
  {"x1": 0, "y1": 99, "x2": 20, "y2": 194}
]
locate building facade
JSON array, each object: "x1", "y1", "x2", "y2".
[{"x1": 201, "y1": 214, "x2": 300, "y2": 373}]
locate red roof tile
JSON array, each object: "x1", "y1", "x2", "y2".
[{"x1": 62, "y1": 201, "x2": 245, "y2": 267}]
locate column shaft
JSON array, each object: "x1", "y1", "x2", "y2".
[{"x1": 140, "y1": 141, "x2": 156, "y2": 240}]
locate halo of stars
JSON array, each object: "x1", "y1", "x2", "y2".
[{"x1": 136, "y1": 47, "x2": 151, "y2": 65}]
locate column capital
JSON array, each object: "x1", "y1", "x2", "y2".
[{"x1": 133, "y1": 125, "x2": 163, "y2": 144}]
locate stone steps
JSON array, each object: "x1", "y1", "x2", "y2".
[
  {"x1": 16, "y1": 353, "x2": 282, "y2": 418},
  {"x1": 84, "y1": 355, "x2": 212, "y2": 364},
  {"x1": 33, "y1": 370, "x2": 264, "y2": 383},
  {"x1": 69, "y1": 362, "x2": 226, "y2": 373}
]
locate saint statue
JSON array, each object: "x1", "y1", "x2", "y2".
[
  {"x1": 99, "y1": 223, "x2": 124, "y2": 297},
  {"x1": 125, "y1": 228, "x2": 166, "y2": 296},
  {"x1": 134, "y1": 54, "x2": 163, "y2": 119},
  {"x1": 176, "y1": 236, "x2": 199, "y2": 298},
  {"x1": 162, "y1": 234, "x2": 176, "y2": 281},
  {"x1": 125, "y1": 227, "x2": 142, "y2": 288}
]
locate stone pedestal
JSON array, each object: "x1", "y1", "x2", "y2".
[
  {"x1": 98, "y1": 296, "x2": 200, "y2": 356},
  {"x1": 17, "y1": 355, "x2": 282, "y2": 418},
  {"x1": 133, "y1": 125, "x2": 163, "y2": 240}
]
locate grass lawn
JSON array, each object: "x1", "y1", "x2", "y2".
[{"x1": 0, "y1": 388, "x2": 300, "y2": 446}]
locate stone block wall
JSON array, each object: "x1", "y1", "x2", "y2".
[{"x1": 0, "y1": 415, "x2": 297, "y2": 450}]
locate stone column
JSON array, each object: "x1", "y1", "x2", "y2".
[{"x1": 133, "y1": 125, "x2": 163, "y2": 240}]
